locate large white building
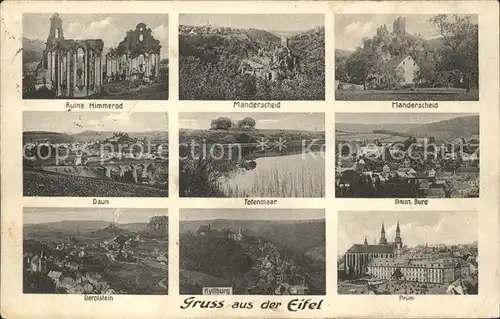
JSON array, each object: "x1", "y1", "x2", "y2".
[{"x1": 343, "y1": 221, "x2": 469, "y2": 284}]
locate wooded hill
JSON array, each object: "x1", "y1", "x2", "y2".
[{"x1": 179, "y1": 26, "x2": 325, "y2": 100}]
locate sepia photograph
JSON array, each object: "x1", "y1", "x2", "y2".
[
  {"x1": 179, "y1": 209, "x2": 325, "y2": 295},
  {"x1": 335, "y1": 14, "x2": 479, "y2": 101},
  {"x1": 23, "y1": 111, "x2": 168, "y2": 197},
  {"x1": 179, "y1": 112, "x2": 325, "y2": 197},
  {"x1": 335, "y1": 113, "x2": 479, "y2": 198},
  {"x1": 23, "y1": 13, "x2": 169, "y2": 100},
  {"x1": 23, "y1": 208, "x2": 169, "y2": 294},
  {"x1": 337, "y1": 210, "x2": 478, "y2": 295},
  {"x1": 179, "y1": 14, "x2": 325, "y2": 100}
]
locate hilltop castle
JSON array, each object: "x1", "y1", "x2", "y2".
[{"x1": 240, "y1": 35, "x2": 298, "y2": 81}]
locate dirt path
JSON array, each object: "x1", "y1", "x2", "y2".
[{"x1": 158, "y1": 277, "x2": 167, "y2": 289}]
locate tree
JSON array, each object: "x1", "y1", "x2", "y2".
[
  {"x1": 237, "y1": 117, "x2": 256, "y2": 129},
  {"x1": 211, "y1": 117, "x2": 232, "y2": 130},
  {"x1": 346, "y1": 46, "x2": 385, "y2": 88},
  {"x1": 392, "y1": 268, "x2": 404, "y2": 283},
  {"x1": 429, "y1": 15, "x2": 478, "y2": 92},
  {"x1": 335, "y1": 55, "x2": 349, "y2": 82}
]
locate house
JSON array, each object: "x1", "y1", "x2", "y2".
[
  {"x1": 197, "y1": 225, "x2": 211, "y2": 236},
  {"x1": 103, "y1": 287, "x2": 115, "y2": 295},
  {"x1": 427, "y1": 187, "x2": 446, "y2": 198},
  {"x1": 60, "y1": 277, "x2": 77, "y2": 290},
  {"x1": 385, "y1": 55, "x2": 419, "y2": 85},
  {"x1": 47, "y1": 270, "x2": 62, "y2": 283}
]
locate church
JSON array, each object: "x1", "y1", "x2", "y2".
[
  {"x1": 343, "y1": 221, "x2": 404, "y2": 276},
  {"x1": 33, "y1": 13, "x2": 161, "y2": 98},
  {"x1": 34, "y1": 13, "x2": 104, "y2": 98}
]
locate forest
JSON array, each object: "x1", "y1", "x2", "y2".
[{"x1": 179, "y1": 27, "x2": 325, "y2": 100}]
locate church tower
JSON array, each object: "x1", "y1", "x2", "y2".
[
  {"x1": 47, "y1": 13, "x2": 64, "y2": 45},
  {"x1": 379, "y1": 223, "x2": 388, "y2": 245},
  {"x1": 395, "y1": 220, "x2": 403, "y2": 257},
  {"x1": 364, "y1": 237, "x2": 368, "y2": 245}
]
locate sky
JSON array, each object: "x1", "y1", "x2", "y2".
[
  {"x1": 23, "y1": 111, "x2": 168, "y2": 133},
  {"x1": 335, "y1": 113, "x2": 477, "y2": 125},
  {"x1": 335, "y1": 14, "x2": 478, "y2": 51},
  {"x1": 180, "y1": 113, "x2": 325, "y2": 131},
  {"x1": 180, "y1": 209, "x2": 324, "y2": 221},
  {"x1": 24, "y1": 207, "x2": 168, "y2": 224},
  {"x1": 337, "y1": 211, "x2": 477, "y2": 255},
  {"x1": 180, "y1": 14, "x2": 323, "y2": 32},
  {"x1": 24, "y1": 13, "x2": 169, "y2": 59}
]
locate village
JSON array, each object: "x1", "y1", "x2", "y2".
[
  {"x1": 191, "y1": 224, "x2": 318, "y2": 295},
  {"x1": 336, "y1": 135, "x2": 479, "y2": 198},
  {"x1": 337, "y1": 213, "x2": 478, "y2": 296},
  {"x1": 338, "y1": 241, "x2": 478, "y2": 295},
  {"x1": 23, "y1": 230, "x2": 168, "y2": 294},
  {"x1": 23, "y1": 132, "x2": 169, "y2": 187}
]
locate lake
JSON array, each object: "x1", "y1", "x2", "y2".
[{"x1": 219, "y1": 152, "x2": 325, "y2": 197}]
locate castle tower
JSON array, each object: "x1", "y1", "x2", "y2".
[
  {"x1": 47, "y1": 13, "x2": 64, "y2": 44},
  {"x1": 393, "y1": 16, "x2": 406, "y2": 35},
  {"x1": 364, "y1": 237, "x2": 368, "y2": 245},
  {"x1": 379, "y1": 223, "x2": 388, "y2": 245},
  {"x1": 281, "y1": 35, "x2": 289, "y2": 48}
]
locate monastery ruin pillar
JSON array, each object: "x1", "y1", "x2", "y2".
[
  {"x1": 73, "y1": 50, "x2": 77, "y2": 96},
  {"x1": 66, "y1": 51, "x2": 71, "y2": 96},
  {"x1": 131, "y1": 165, "x2": 138, "y2": 183},
  {"x1": 155, "y1": 54, "x2": 160, "y2": 78}
]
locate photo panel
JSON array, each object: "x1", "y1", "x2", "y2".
[
  {"x1": 179, "y1": 112, "x2": 326, "y2": 198},
  {"x1": 23, "y1": 111, "x2": 169, "y2": 197},
  {"x1": 179, "y1": 14, "x2": 325, "y2": 101},
  {"x1": 337, "y1": 210, "x2": 478, "y2": 295},
  {"x1": 179, "y1": 208, "x2": 325, "y2": 295},
  {"x1": 335, "y1": 113, "x2": 479, "y2": 198},
  {"x1": 334, "y1": 14, "x2": 479, "y2": 101},
  {"x1": 22, "y1": 13, "x2": 169, "y2": 100},
  {"x1": 23, "y1": 207, "x2": 169, "y2": 295}
]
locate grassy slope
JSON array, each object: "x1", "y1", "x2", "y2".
[{"x1": 24, "y1": 170, "x2": 167, "y2": 197}]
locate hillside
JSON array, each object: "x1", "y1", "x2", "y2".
[
  {"x1": 71, "y1": 130, "x2": 168, "y2": 142},
  {"x1": 180, "y1": 219, "x2": 325, "y2": 253},
  {"x1": 179, "y1": 29, "x2": 275, "y2": 62},
  {"x1": 406, "y1": 115, "x2": 479, "y2": 140},
  {"x1": 289, "y1": 27, "x2": 325, "y2": 67},
  {"x1": 23, "y1": 131, "x2": 75, "y2": 144},
  {"x1": 91, "y1": 223, "x2": 131, "y2": 237},
  {"x1": 23, "y1": 37, "x2": 45, "y2": 64},
  {"x1": 336, "y1": 116, "x2": 479, "y2": 141},
  {"x1": 24, "y1": 220, "x2": 111, "y2": 237},
  {"x1": 335, "y1": 123, "x2": 420, "y2": 134},
  {"x1": 141, "y1": 215, "x2": 168, "y2": 238}
]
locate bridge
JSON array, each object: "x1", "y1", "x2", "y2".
[{"x1": 87, "y1": 159, "x2": 166, "y2": 183}]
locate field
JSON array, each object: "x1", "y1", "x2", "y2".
[
  {"x1": 24, "y1": 170, "x2": 167, "y2": 197},
  {"x1": 336, "y1": 132, "x2": 406, "y2": 143},
  {"x1": 335, "y1": 88, "x2": 479, "y2": 101},
  {"x1": 103, "y1": 260, "x2": 167, "y2": 295},
  {"x1": 219, "y1": 152, "x2": 325, "y2": 197}
]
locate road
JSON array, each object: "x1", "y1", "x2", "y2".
[{"x1": 158, "y1": 277, "x2": 168, "y2": 289}]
